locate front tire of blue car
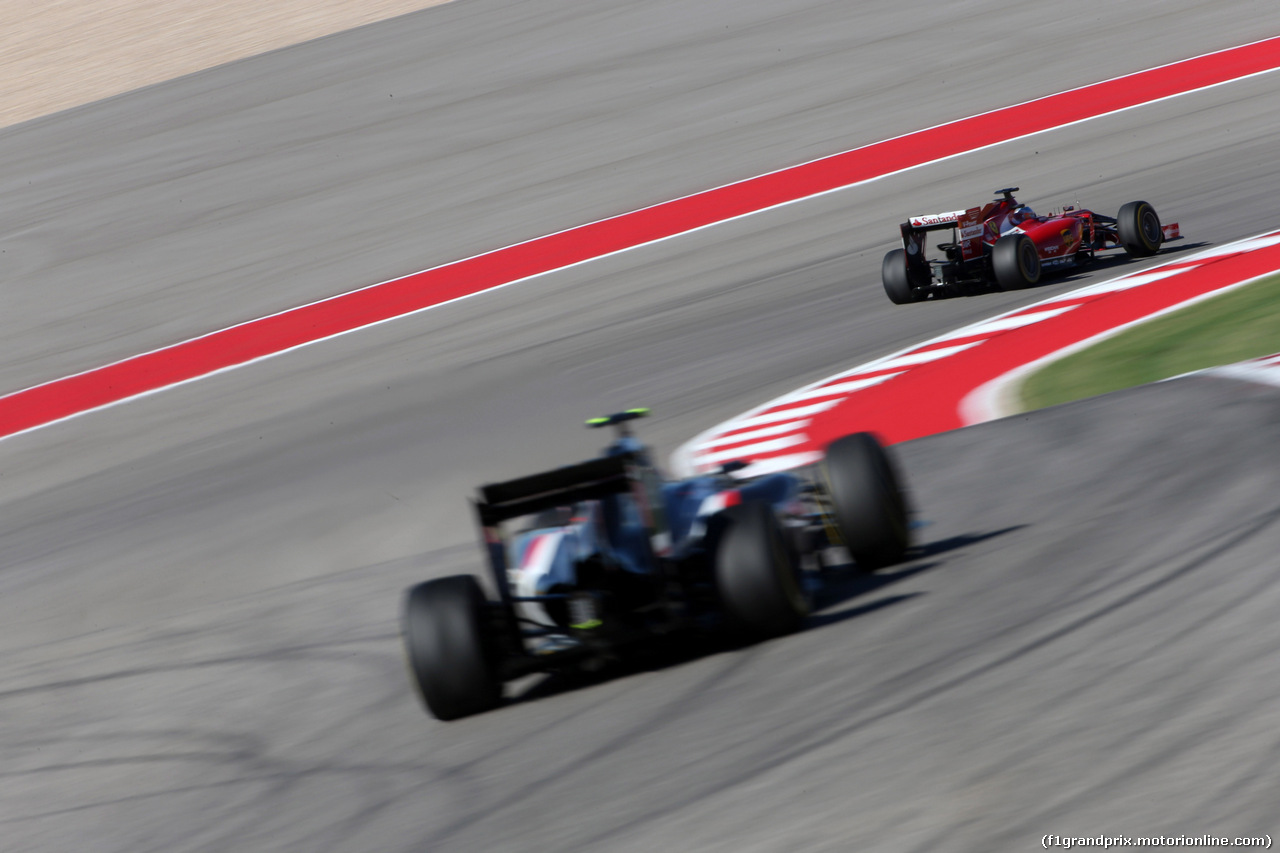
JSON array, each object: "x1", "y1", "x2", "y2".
[
  {"x1": 402, "y1": 575, "x2": 503, "y2": 721},
  {"x1": 714, "y1": 501, "x2": 808, "y2": 639},
  {"x1": 823, "y1": 432, "x2": 910, "y2": 571}
]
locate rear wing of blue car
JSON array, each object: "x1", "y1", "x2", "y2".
[
  {"x1": 475, "y1": 452, "x2": 638, "y2": 526},
  {"x1": 473, "y1": 447, "x2": 676, "y2": 605},
  {"x1": 472, "y1": 452, "x2": 640, "y2": 622}
]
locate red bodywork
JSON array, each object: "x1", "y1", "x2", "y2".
[
  {"x1": 888, "y1": 189, "x2": 1182, "y2": 302},
  {"x1": 978, "y1": 198, "x2": 1086, "y2": 262}
]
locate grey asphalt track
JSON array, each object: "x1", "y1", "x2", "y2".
[{"x1": 2, "y1": 1, "x2": 1280, "y2": 850}]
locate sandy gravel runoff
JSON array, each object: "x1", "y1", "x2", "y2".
[{"x1": 0, "y1": 0, "x2": 452, "y2": 129}]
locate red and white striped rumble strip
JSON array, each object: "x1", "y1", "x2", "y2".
[{"x1": 672, "y1": 230, "x2": 1280, "y2": 478}]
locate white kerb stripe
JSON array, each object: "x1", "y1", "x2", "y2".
[
  {"x1": 858, "y1": 341, "x2": 984, "y2": 373},
  {"x1": 697, "y1": 419, "x2": 813, "y2": 449},
  {"x1": 1206, "y1": 360, "x2": 1280, "y2": 390},
  {"x1": 723, "y1": 399, "x2": 843, "y2": 431},
  {"x1": 697, "y1": 433, "x2": 809, "y2": 466},
  {"x1": 935, "y1": 305, "x2": 1081, "y2": 339},
  {"x1": 1207, "y1": 233, "x2": 1280, "y2": 255},
  {"x1": 1047, "y1": 266, "x2": 1196, "y2": 301},
  {"x1": 779, "y1": 372, "x2": 904, "y2": 404}
]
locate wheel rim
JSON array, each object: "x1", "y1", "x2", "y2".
[
  {"x1": 1020, "y1": 240, "x2": 1038, "y2": 278},
  {"x1": 1141, "y1": 209, "x2": 1161, "y2": 246}
]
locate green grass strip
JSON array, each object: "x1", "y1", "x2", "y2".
[{"x1": 1019, "y1": 274, "x2": 1280, "y2": 411}]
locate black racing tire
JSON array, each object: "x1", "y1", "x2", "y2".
[
  {"x1": 881, "y1": 249, "x2": 920, "y2": 305},
  {"x1": 991, "y1": 233, "x2": 1041, "y2": 291},
  {"x1": 714, "y1": 501, "x2": 808, "y2": 639},
  {"x1": 1117, "y1": 200, "x2": 1162, "y2": 257},
  {"x1": 823, "y1": 432, "x2": 910, "y2": 571},
  {"x1": 402, "y1": 575, "x2": 503, "y2": 721}
]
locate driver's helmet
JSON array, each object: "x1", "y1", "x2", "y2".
[
  {"x1": 605, "y1": 435, "x2": 645, "y2": 457},
  {"x1": 1002, "y1": 205, "x2": 1036, "y2": 233}
]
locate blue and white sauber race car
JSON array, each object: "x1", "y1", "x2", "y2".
[{"x1": 402, "y1": 410, "x2": 912, "y2": 720}]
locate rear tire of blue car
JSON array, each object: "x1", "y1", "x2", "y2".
[
  {"x1": 882, "y1": 249, "x2": 921, "y2": 304},
  {"x1": 823, "y1": 432, "x2": 910, "y2": 571},
  {"x1": 714, "y1": 501, "x2": 808, "y2": 639},
  {"x1": 992, "y1": 233, "x2": 1040, "y2": 291},
  {"x1": 402, "y1": 575, "x2": 503, "y2": 721},
  {"x1": 1118, "y1": 201, "x2": 1162, "y2": 257}
]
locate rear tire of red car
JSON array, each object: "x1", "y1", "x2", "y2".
[
  {"x1": 402, "y1": 575, "x2": 503, "y2": 721},
  {"x1": 882, "y1": 249, "x2": 922, "y2": 304},
  {"x1": 992, "y1": 233, "x2": 1041, "y2": 291},
  {"x1": 1118, "y1": 201, "x2": 1162, "y2": 257},
  {"x1": 823, "y1": 432, "x2": 910, "y2": 571},
  {"x1": 714, "y1": 501, "x2": 808, "y2": 639}
]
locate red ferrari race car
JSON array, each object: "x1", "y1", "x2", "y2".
[{"x1": 881, "y1": 187, "x2": 1180, "y2": 304}]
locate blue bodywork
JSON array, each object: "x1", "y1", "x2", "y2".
[{"x1": 506, "y1": 433, "x2": 802, "y2": 627}]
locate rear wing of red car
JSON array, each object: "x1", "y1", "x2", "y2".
[{"x1": 899, "y1": 205, "x2": 985, "y2": 277}]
